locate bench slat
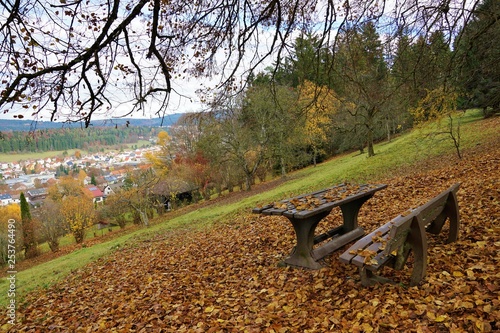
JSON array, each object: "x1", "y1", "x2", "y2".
[
  {"x1": 313, "y1": 227, "x2": 365, "y2": 260},
  {"x1": 314, "y1": 225, "x2": 344, "y2": 244},
  {"x1": 339, "y1": 212, "x2": 413, "y2": 265}
]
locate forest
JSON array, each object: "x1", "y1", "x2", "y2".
[{"x1": 0, "y1": 126, "x2": 160, "y2": 153}]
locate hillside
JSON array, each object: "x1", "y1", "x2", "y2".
[{"x1": 2, "y1": 114, "x2": 499, "y2": 332}]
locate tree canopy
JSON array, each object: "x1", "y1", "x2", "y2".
[{"x1": 0, "y1": 0, "x2": 482, "y2": 125}]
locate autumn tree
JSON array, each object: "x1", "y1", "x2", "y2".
[
  {"x1": 0, "y1": 0, "x2": 480, "y2": 125},
  {"x1": 47, "y1": 176, "x2": 95, "y2": 243},
  {"x1": 410, "y1": 87, "x2": 463, "y2": 159},
  {"x1": 99, "y1": 192, "x2": 130, "y2": 229},
  {"x1": 204, "y1": 93, "x2": 266, "y2": 190},
  {"x1": 121, "y1": 168, "x2": 160, "y2": 226},
  {"x1": 34, "y1": 199, "x2": 66, "y2": 252},
  {"x1": 298, "y1": 80, "x2": 339, "y2": 166},
  {"x1": 243, "y1": 82, "x2": 304, "y2": 178},
  {"x1": 145, "y1": 131, "x2": 172, "y2": 176},
  {"x1": 0, "y1": 204, "x2": 21, "y2": 265},
  {"x1": 20, "y1": 192, "x2": 39, "y2": 258},
  {"x1": 61, "y1": 191, "x2": 96, "y2": 244},
  {"x1": 182, "y1": 113, "x2": 245, "y2": 194}
]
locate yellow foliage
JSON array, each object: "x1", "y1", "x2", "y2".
[
  {"x1": 410, "y1": 87, "x2": 458, "y2": 124},
  {"x1": 145, "y1": 131, "x2": 171, "y2": 175},
  {"x1": 60, "y1": 191, "x2": 96, "y2": 243},
  {"x1": 298, "y1": 80, "x2": 339, "y2": 148},
  {"x1": 48, "y1": 176, "x2": 86, "y2": 201},
  {"x1": 0, "y1": 204, "x2": 21, "y2": 222},
  {"x1": 157, "y1": 131, "x2": 170, "y2": 146},
  {"x1": 0, "y1": 204, "x2": 21, "y2": 233}
]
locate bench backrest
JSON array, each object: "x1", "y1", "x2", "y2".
[
  {"x1": 415, "y1": 183, "x2": 460, "y2": 226},
  {"x1": 382, "y1": 183, "x2": 460, "y2": 256},
  {"x1": 383, "y1": 212, "x2": 416, "y2": 256}
]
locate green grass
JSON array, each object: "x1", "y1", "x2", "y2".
[
  {"x1": 0, "y1": 150, "x2": 85, "y2": 163},
  {"x1": 36, "y1": 224, "x2": 122, "y2": 254},
  {"x1": 127, "y1": 139, "x2": 152, "y2": 149},
  {"x1": 0, "y1": 109, "x2": 496, "y2": 307}
]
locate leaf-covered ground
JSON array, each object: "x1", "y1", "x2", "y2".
[{"x1": 6, "y1": 129, "x2": 500, "y2": 332}]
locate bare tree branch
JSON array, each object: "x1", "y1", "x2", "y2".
[{"x1": 0, "y1": 0, "x2": 481, "y2": 125}]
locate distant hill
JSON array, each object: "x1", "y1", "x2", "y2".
[{"x1": 0, "y1": 113, "x2": 184, "y2": 131}]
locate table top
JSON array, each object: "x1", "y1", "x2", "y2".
[{"x1": 253, "y1": 183, "x2": 387, "y2": 219}]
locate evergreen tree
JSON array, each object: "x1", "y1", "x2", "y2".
[
  {"x1": 20, "y1": 192, "x2": 39, "y2": 259},
  {"x1": 91, "y1": 175, "x2": 97, "y2": 186},
  {"x1": 455, "y1": 0, "x2": 500, "y2": 117}
]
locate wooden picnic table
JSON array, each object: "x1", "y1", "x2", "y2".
[{"x1": 253, "y1": 183, "x2": 387, "y2": 269}]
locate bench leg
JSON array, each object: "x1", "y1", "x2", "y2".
[
  {"x1": 426, "y1": 190, "x2": 460, "y2": 243},
  {"x1": 359, "y1": 268, "x2": 396, "y2": 286},
  {"x1": 339, "y1": 195, "x2": 373, "y2": 231},
  {"x1": 408, "y1": 216, "x2": 428, "y2": 286},
  {"x1": 444, "y1": 190, "x2": 460, "y2": 243},
  {"x1": 283, "y1": 211, "x2": 330, "y2": 269}
]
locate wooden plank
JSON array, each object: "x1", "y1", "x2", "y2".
[
  {"x1": 416, "y1": 183, "x2": 460, "y2": 228},
  {"x1": 253, "y1": 183, "x2": 387, "y2": 219},
  {"x1": 313, "y1": 227, "x2": 365, "y2": 260},
  {"x1": 252, "y1": 204, "x2": 273, "y2": 214},
  {"x1": 351, "y1": 239, "x2": 389, "y2": 269},
  {"x1": 339, "y1": 218, "x2": 395, "y2": 264},
  {"x1": 260, "y1": 208, "x2": 288, "y2": 215},
  {"x1": 290, "y1": 202, "x2": 337, "y2": 219},
  {"x1": 314, "y1": 225, "x2": 344, "y2": 244}
]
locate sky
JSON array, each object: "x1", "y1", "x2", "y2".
[{"x1": 1, "y1": 0, "x2": 476, "y2": 123}]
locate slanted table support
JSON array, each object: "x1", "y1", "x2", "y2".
[{"x1": 284, "y1": 211, "x2": 330, "y2": 269}]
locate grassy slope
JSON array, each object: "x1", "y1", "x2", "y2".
[{"x1": 0, "y1": 109, "x2": 494, "y2": 307}]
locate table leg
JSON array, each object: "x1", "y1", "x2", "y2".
[
  {"x1": 283, "y1": 210, "x2": 330, "y2": 269},
  {"x1": 339, "y1": 195, "x2": 373, "y2": 231}
]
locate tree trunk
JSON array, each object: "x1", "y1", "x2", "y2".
[
  {"x1": 280, "y1": 157, "x2": 287, "y2": 178},
  {"x1": 140, "y1": 211, "x2": 149, "y2": 227},
  {"x1": 386, "y1": 120, "x2": 391, "y2": 142},
  {"x1": 367, "y1": 111, "x2": 375, "y2": 157}
]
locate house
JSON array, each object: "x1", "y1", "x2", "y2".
[
  {"x1": 103, "y1": 175, "x2": 118, "y2": 184},
  {"x1": 85, "y1": 185, "x2": 105, "y2": 204},
  {"x1": 12, "y1": 183, "x2": 28, "y2": 192},
  {"x1": 26, "y1": 188, "x2": 48, "y2": 201},
  {"x1": 0, "y1": 193, "x2": 14, "y2": 206}
]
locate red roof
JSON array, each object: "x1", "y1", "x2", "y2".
[{"x1": 85, "y1": 185, "x2": 104, "y2": 198}]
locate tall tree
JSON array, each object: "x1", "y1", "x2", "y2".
[
  {"x1": 20, "y1": 192, "x2": 39, "y2": 258},
  {"x1": 455, "y1": 0, "x2": 500, "y2": 117},
  {"x1": 35, "y1": 199, "x2": 66, "y2": 252},
  {"x1": 120, "y1": 168, "x2": 159, "y2": 226},
  {"x1": 334, "y1": 22, "x2": 389, "y2": 156},
  {"x1": 298, "y1": 80, "x2": 339, "y2": 165},
  {"x1": 244, "y1": 83, "x2": 303, "y2": 178},
  {"x1": 0, "y1": 204, "x2": 21, "y2": 265}
]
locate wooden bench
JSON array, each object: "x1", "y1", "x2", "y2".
[{"x1": 339, "y1": 183, "x2": 460, "y2": 286}]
